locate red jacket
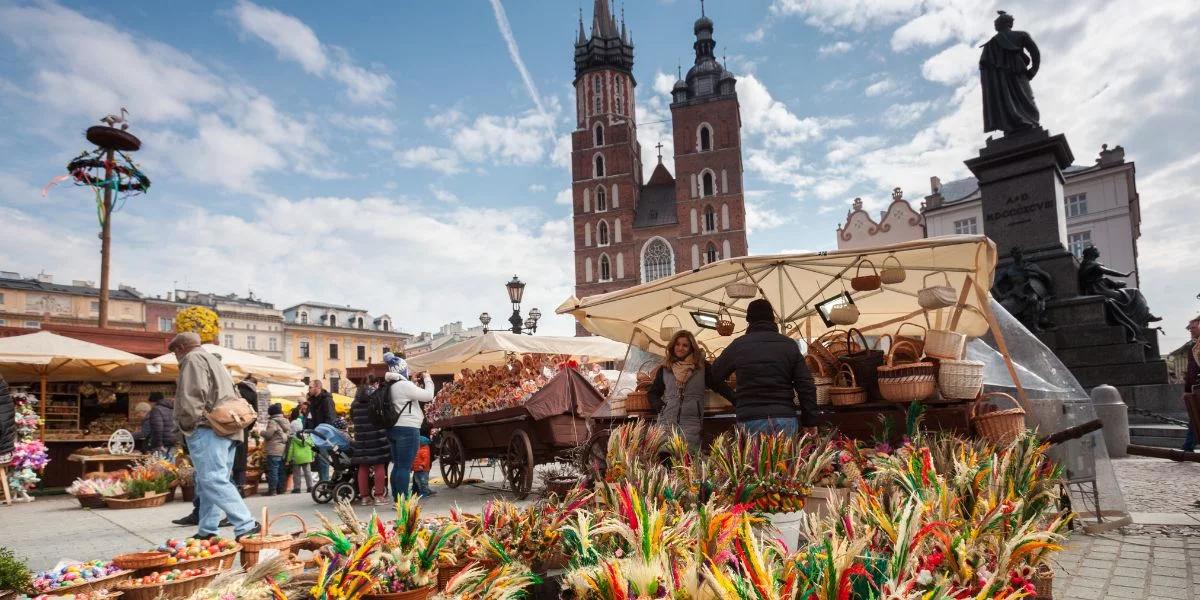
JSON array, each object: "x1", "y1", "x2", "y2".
[{"x1": 411, "y1": 444, "x2": 431, "y2": 472}]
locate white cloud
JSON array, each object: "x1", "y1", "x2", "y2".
[
  {"x1": 231, "y1": 1, "x2": 392, "y2": 105},
  {"x1": 881, "y1": 100, "x2": 934, "y2": 129},
  {"x1": 528, "y1": 184, "x2": 546, "y2": 193},
  {"x1": 744, "y1": 192, "x2": 788, "y2": 233},
  {"x1": 739, "y1": 74, "x2": 853, "y2": 149},
  {"x1": 745, "y1": 27, "x2": 766, "y2": 43},
  {"x1": 487, "y1": 0, "x2": 549, "y2": 121},
  {"x1": 864, "y1": 77, "x2": 900, "y2": 97},
  {"x1": 920, "y1": 43, "x2": 978, "y2": 85},
  {"x1": 818, "y1": 41, "x2": 853, "y2": 57},
  {"x1": 329, "y1": 114, "x2": 395, "y2": 135},
  {"x1": 429, "y1": 186, "x2": 460, "y2": 203},
  {"x1": 396, "y1": 146, "x2": 463, "y2": 174},
  {"x1": 770, "y1": 0, "x2": 922, "y2": 31},
  {"x1": 554, "y1": 188, "x2": 573, "y2": 206}
]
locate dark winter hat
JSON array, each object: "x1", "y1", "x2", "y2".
[
  {"x1": 268, "y1": 403, "x2": 283, "y2": 416},
  {"x1": 148, "y1": 392, "x2": 165, "y2": 403},
  {"x1": 746, "y1": 299, "x2": 776, "y2": 324}
]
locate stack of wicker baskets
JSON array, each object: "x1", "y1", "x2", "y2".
[
  {"x1": 877, "y1": 341, "x2": 936, "y2": 403},
  {"x1": 806, "y1": 355, "x2": 833, "y2": 406}
]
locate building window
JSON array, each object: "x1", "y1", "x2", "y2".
[
  {"x1": 953, "y1": 217, "x2": 979, "y2": 235},
  {"x1": 599, "y1": 254, "x2": 612, "y2": 282},
  {"x1": 705, "y1": 243, "x2": 718, "y2": 265},
  {"x1": 1068, "y1": 231, "x2": 1093, "y2": 258},
  {"x1": 24, "y1": 320, "x2": 39, "y2": 329},
  {"x1": 329, "y1": 343, "x2": 339, "y2": 359},
  {"x1": 225, "y1": 334, "x2": 234, "y2": 347},
  {"x1": 269, "y1": 337, "x2": 278, "y2": 352},
  {"x1": 642, "y1": 238, "x2": 675, "y2": 283},
  {"x1": 328, "y1": 314, "x2": 338, "y2": 328},
  {"x1": 383, "y1": 346, "x2": 391, "y2": 355},
  {"x1": 704, "y1": 205, "x2": 716, "y2": 232},
  {"x1": 701, "y1": 171, "x2": 715, "y2": 197},
  {"x1": 300, "y1": 341, "x2": 310, "y2": 358},
  {"x1": 1065, "y1": 193, "x2": 1088, "y2": 218},
  {"x1": 598, "y1": 221, "x2": 610, "y2": 246},
  {"x1": 699, "y1": 124, "x2": 713, "y2": 151},
  {"x1": 91, "y1": 301, "x2": 100, "y2": 313},
  {"x1": 594, "y1": 154, "x2": 605, "y2": 178},
  {"x1": 357, "y1": 316, "x2": 364, "y2": 329},
  {"x1": 595, "y1": 186, "x2": 607, "y2": 212},
  {"x1": 0, "y1": 318, "x2": 5, "y2": 326},
  {"x1": 0, "y1": 292, "x2": 5, "y2": 304},
  {"x1": 382, "y1": 319, "x2": 390, "y2": 332},
  {"x1": 356, "y1": 345, "x2": 366, "y2": 361},
  {"x1": 594, "y1": 123, "x2": 604, "y2": 146},
  {"x1": 158, "y1": 317, "x2": 173, "y2": 332},
  {"x1": 247, "y1": 336, "x2": 256, "y2": 350},
  {"x1": 299, "y1": 311, "x2": 308, "y2": 325},
  {"x1": 593, "y1": 74, "x2": 602, "y2": 113}
]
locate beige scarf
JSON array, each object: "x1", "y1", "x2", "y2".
[{"x1": 670, "y1": 360, "x2": 698, "y2": 386}]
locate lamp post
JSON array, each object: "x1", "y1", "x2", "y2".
[{"x1": 480, "y1": 275, "x2": 540, "y2": 334}]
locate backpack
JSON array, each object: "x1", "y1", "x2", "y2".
[{"x1": 368, "y1": 380, "x2": 401, "y2": 429}]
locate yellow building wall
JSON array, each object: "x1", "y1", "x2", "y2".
[
  {"x1": 284, "y1": 327, "x2": 404, "y2": 383},
  {"x1": 0, "y1": 288, "x2": 144, "y2": 328}
]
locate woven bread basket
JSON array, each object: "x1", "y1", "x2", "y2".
[
  {"x1": 938, "y1": 358, "x2": 984, "y2": 400},
  {"x1": 970, "y1": 392, "x2": 1027, "y2": 446},
  {"x1": 241, "y1": 510, "x2": 305, "y2": 567},
  {"x1": 828, "y1": 364, "x2": 866, "y2": 407},
  {"x1": 116, "y1": 571, "x2": 218, "y2": 600},
  {"x1": 1033, "y1": 563, "x2": 1054, "y2": 599},
  {"x1": 725, "y1": 282, "x2": 758, "y2": 298},
  {"x1": 103, "y1": 492, "x2": 169, "y2": 509},
  {"x1": 924, "y1": 329, "x2": 966, "y2": 360},
  {"x1": 112, "y1": 552, "x2": 169, "y2": 571},
  {"x1": 806, "y1": 354, "x2": 833, "y2": 406},
  {"x1": 877, "y1": 341, "x2": 935, "y2": 403}
]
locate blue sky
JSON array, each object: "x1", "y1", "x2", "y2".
[{"x1": 0, "y1": 0, "x2": 1197, "y2": 349}]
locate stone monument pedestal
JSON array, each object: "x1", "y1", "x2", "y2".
[{"x1": 966, "y1": 128, "x2": 1078, "y2": 300}]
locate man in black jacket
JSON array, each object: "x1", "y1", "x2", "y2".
[
  {"x1": 305, "y1": 380, "x2": 336, "y2": 481},
  {"x1": 0, "y1": 375, "x2": 15, "y2": 465},
  {"x1": 711, "y1": 299, "x2": 819, "y2": 435}
]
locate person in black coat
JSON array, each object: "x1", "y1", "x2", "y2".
[
  {"x1": 306, "y1": 380, "x2": 336, "y2": 481},
  {"x1": 711, "y1": 298, "x2": 819, "y2": 436},
  {"x1": 232, "y1": 375, "x2": 259, "y2": 486},
  {"x1": 350, "y1": 377, "x2": 391, "y2": 505},
  {"x1": 135, "y1": 392, "x2": 179, "y2": 455},
  {"x1": 0, "y1": 375, "x2": 15, "y2": 463}
]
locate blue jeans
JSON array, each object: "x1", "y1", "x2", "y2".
[
  {"x1": 188, "y1": 428, "x2": 256, "y2": 536},
  {"x1": 739, "y1": 416, "x2": 799, "y2": 437},
  {"x1": 412, "y1": 470, "x2": 431, "y2": 495},
  {"x1": 387, "y1": 426, "x2": 420, "y2": 499},
  {"x1": 266, "y1": 455, "x2": 285, "y2": 493},
  {"x1": 315, "y1": 449, "x2": 331, "y2": 482}
]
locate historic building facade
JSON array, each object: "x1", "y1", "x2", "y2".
[
  {"x1": 571, "y1": 1, "x2": 748, "y2": 316},
  {"x1": 0, "y1": 272, "x2": 145, "y2": 330},
  {"x1": 281, "y1": 301, "x2": 408, "y2": 392}
]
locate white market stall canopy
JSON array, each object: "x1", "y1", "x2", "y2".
[
  {"x1": 0, "y1": 331, "x2": 150, "y2": 382},
  {"x1": 108, "y1": 344, "x2": 307, "y2": 382},
  {"x1": 557, "y1": 235, "x2": 998, "y2": 355},
  {"x1": 406, "y1": 330, "x2": 629, "y2": 375}
]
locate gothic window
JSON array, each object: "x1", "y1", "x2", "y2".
[
  {"x1": 642, "y1": 238, "x2": 675, "y2": 283},
  {"x1": 699, "y1": 124, "x2": 713, "y2": 151},
  {"x1": 704, "y1": 205, "x2": 716, "y2": 232},
  {"x1": 702, "y1": 170, "x2": 716, "y2": 196},
  {"x1": 594, "y1": 123, "x2": 604, "y2": 146},
  {"x1": 598, "y1": 220, "x2": 610, "y2": 246},
  {"x1": 585, "y1": 257, "x2": 594, "y2": 282},
  {"x1": 599, "y1": 254, "x2": 612, "y2": 281},
  {"x1": 593, "y1": 75, "x2": 602, "y2": 114},
  {"x1": 596, "y1": 186, "x2": 607, "y2": 212},
  {"x1": 614, "y1": 77, "x2": 625, "y2": 115},
  {"x1": 594, "y1": 154, "x2": 605, "y2": 178},
  {"x1": 705, "y1": 243, "x2": 718, "y2": 264}
]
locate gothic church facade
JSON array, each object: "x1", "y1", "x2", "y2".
[{"x1": 570, "y1": 1, "x2": 748, "y2": 312}]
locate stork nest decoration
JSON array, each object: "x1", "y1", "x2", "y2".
[{"x1": 43, "y1": 108, "x2": 150, "y2": 226}]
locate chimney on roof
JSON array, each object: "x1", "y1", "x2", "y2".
[
  {"x1": 36, "y1": 271, "x2": 52, "y2": 283},
  {"x1": 72, "y1": 280, "x2": 93, "y2": 288},
  {"x1": 929, "y1": 176, "x2": 942, "y2": 194},
  {"x1": 924, "y1": 176, "x2": 944, "y2": 211},
  {"x1": 1096, "y1": 143, "x2": 1125, "y2": 167}
]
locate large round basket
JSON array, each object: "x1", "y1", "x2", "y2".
[
  {"x1": 938, "y1": 359, "x2": 984, "y2": 400},
  {"x1": 242, "y1": 510, "x2": 307, "y2": 567},
  {"x1": 76, "y1": 493, "x2": 107, "y2": 509},
  {"x1": 112, "y1": 552, "x2": 169, "y2": 571},
  {"x1": 363, "y1": 585, "x2": 436, "y2": 600},
  {"x1": 924, "y1": 329, "x2": 966, "y2": 360},
  {"x1": 103, "y1": 492, "x2": 169, "y2": 510},
  {"x1": 116, "y1": 571, "x2": 218, "y2": 600},
  {"x1": 172, "y1": 544, "x2": 241, "y2": 572},
  {"x1": 1033, "y1": 563, "x2": 1054, "y2": 599},
  {"x1": 877, "y1": 341, "x2": 936, "y2": 403},
  {"x1": 970, "y1": 393, "x2": 1027, "y2": 446},
  {"x1": 41, "y1": 569, "x2": 133, "y2": 596}
]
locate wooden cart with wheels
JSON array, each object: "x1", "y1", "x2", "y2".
[{"x1": 430, "y1": 369, "x2": 604, "y2": 500}]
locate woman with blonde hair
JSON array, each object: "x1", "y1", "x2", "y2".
[{"x1": 647, "y1": 330, "x2": 735, "y2": 450}]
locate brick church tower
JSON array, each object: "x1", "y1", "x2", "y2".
[{"x1": 571, "y1": 1, "x2": 747, "y2": 328}]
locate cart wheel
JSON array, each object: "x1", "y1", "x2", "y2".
[
  {"x1": 579, "y1": 429, "x2": 611, "y2": 482},
  {"x1": 504, "y1": 429, "x2": 534, "y2": 500},
  {"x1": 311, "y1": 481, "x2": 334, "y2": 504},
  {"x1": 439, "y1": 431, "x2": 466, "y2": 489},
  {"x1": 333, "y1": 482, "x2": 356, "y2": 504}
]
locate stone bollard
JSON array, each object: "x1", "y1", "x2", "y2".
[{"x1": 1091, "y1": 384, "x2": 1129, "y2": 458}]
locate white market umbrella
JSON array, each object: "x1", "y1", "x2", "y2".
[
  {"x1": 406, "y1": 330, "x2": 629, "y2": 375},
  {"x1": 0, "y1": 331, "x2": 150, "y2": 439},
  {"x1": 140, "y1": 344, "x2": 307, "y2": 381}
]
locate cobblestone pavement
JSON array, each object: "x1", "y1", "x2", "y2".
[{"x1": 4, "y1": 457, "x2": 1200, "y2": 598}]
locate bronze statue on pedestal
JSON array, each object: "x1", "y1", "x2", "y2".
[
  {"x1": 980, "y1": 11, "x2": 1041, "y2": 134},
  {"x1": 1078, "y1": 246, "x2": 1160, "y2": 342},
  {"x1": 995, "y1": 247, "x2": 1056, "y2": 333}
]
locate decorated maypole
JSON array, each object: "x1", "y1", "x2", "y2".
[{"x1": 44, "y1": 109, "x2": 149, "y2": 328}]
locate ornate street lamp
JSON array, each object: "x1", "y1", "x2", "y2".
[{"x1": 480, "y1": 276, "x2": 539, "y2": 335}]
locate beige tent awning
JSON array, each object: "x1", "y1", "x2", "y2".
[
  {"x1": 557, "y1": 235, "x2": 997, "y2": 354},
  {"x1": 0, "y1": 330, "x2": 150, "y2": 382},
  {"x1": 124, "y1": 344, "x2": 307, "y2": 382},
  {"x1": 406, "y1": 331, "x2": 629, "y2": 375}
]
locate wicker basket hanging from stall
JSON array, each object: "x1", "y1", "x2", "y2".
[
  {"x1": 659, "y1": 313, "x2": 683, "y2": 342},
  {"x1": 806, "y1": 354, "x2": 834, "y2": 406},
  {"x1": 877, "y1": 341, "x2": 936, "y2": 403},
  {"x1": 970, "y1": 392, "x2": 1027, "y2": 446},
  {"x1": 879, "y1": 255, "x2": 906, "y2": 284},
  {"x1": 851, "y1": 259, "x2": 881, "y2": 291},
  {"x1": 716, "y1": 306, "x2": 735, "y2": 336},
  {"x1": 828, "y1": 364, "x2": 866, "y2": 407},
  {"x1": 938, "y1": 358, "x2": 985, "y2": 400},
  {"x1": 725, "y1": 282, "x2": 758, "y2": 299}
]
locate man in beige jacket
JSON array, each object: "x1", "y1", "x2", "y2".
[{"x1": 170, "y1": 332, "x2": 259, "y2": 540}]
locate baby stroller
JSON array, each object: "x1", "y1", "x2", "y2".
[{"x1": 310, "y1": 423, "x2": 355, "y2": 504}]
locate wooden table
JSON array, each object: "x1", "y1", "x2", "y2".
[{"x1": 66, "y1": 452, "x2": 142, "y2": 478}]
